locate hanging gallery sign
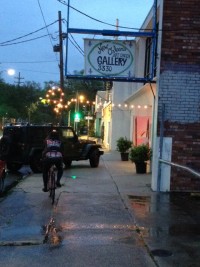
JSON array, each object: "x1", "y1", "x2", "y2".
[{"x1": 84, "y1": 39, "x2": 135, "y2": 77}]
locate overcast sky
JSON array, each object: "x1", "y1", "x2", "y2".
[{"x1": 0, "y1": 0, "x2": 153, "y2": 87}]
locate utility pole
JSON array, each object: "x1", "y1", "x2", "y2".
[
  {"x1": 115, "y1": 18, "x2": 119, "y2": 40},
  {"x1": 58, "y1": 11, "x2": 64, "y2": 91},
  {"x1": 14, "y1": 72, "x2": 24, "y2": 86}
]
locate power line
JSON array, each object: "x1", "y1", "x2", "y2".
[
  {"x1": 0, "y1": 21, "x2": 58, "y2": 45},
  {"x1": 56, "y1": 0, "x2": 144, "y2": 31},
  {"x1": 37, "y1": 0, "x2": 55, "y2": 48},
  {"x1": 56, "y1": 0, "x2": 195, "y2": 33},
  {"x1": 37, "y1": 0, "x2": 59, "y2": 64},
  {"x1": 16, "y1": 68, "x2": 59, "y2": 75},
  {"x1": 69, "y1": 34, "x2": 84, "y2": 56},
  {"x1": 68, "y1": 37, "x2": 84, "y2": 56},
  {"x1": 1, "y1": 60, "x2": 57, "y2": 64},
  {"x1": 0, "y1": 34, "x2": 50, "y2": 46}
]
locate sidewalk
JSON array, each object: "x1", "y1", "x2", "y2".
[
  {"x1": 2, "y1": 151, "x2": 200, "y2": 266},
  {"x1": 103, "y1": 151, "x2": 200, "y2": 267}
]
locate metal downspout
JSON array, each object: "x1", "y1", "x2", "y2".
[
  {"x1": 157, "y1": 103, "x2": 165, "y2": 191},
  {"x1": 150, "y1": 0, "x2": 158, "y2": 80}
]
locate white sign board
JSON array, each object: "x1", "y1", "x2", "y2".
[
  {"x1": 85, "y1": 116, "x2": 93, "y2": 120},
  {"x1": 84, "y1": 39, "x2": 135, "y2": 77}
]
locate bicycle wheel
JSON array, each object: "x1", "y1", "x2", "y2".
[{"x1": 49, "y1": 171, "x2": 56, "y2": 205}]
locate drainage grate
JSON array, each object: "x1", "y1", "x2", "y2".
[{"x1": 151, "y1": 249, "x2": 173, "y2": 257}]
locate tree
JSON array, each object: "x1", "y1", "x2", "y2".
[
  {"x1": 65, "y1": 70, "x2": 104, "y2": 101},
  {"x1": 0, "y1": 80, "x2": 52, "y2": 125}
]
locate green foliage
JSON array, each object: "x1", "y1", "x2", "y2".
[
  {"x1": 65, "y1": 72, "x2": 104, "y2": 101},
  {"x1": 129, "y1": 144, "x2": 151, "y2": 163},
  {"x1": 0, "y1": 81, "x2": 53, "y2": 124},
  {"x1": 0, "y1": 74, "x2": 102, "y2": 128},
  {"x1": 116, "y1": 137, "x2": 132, "y2": 153}
]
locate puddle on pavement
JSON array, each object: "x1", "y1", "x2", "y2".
[
  {"x1": 128, "y1": 194, "x2": 200, "y2": 238},
  {"x1": 128, "y1": 195, "x2": 151, "y2": 218},
  {"x1": 43, "y1": 217, "x2": 63, "y2": 246}
]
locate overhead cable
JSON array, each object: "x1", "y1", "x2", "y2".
[
  {"x1": 0, "y1": 34, "x2": 50, "y2": 46},
  {"x1": 37, "y1": 0, "x2": 55, "y2": 48},
  {"x1": 1, "y1": 60, "x2": 57, "y2": 64},
  {"x1": 37, "y1": 0, "x2": 59, "y2": 64},
  {"x1": 69, "y1": 34, "x2": 84, "y2": 55},
  {"x1": 56, "y1": 0, "x2": 144, "y2": 31},
  {"x1": 0, "y1": 21, "x2": 58, "y2": 45},
  {"x1": 56, "y1": 0, "x2": 194, "y2": 32}
]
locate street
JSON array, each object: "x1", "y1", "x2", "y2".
[{"x1": 0, "y1": 152, "x2": 200, "y2": 267}]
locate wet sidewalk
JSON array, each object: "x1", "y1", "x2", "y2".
[
  {"x1": 2, "y1": 151, "x2": 200, "y2": 266},
  {"x1": 103, "y1": 151, "x2": 200, "y2": 267}
]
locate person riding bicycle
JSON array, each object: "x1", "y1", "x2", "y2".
[{"x1": 42, "y1": 129, "x2": 63, "y2": 192}]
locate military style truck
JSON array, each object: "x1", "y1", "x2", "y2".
[{"x1": 0, "y1": 124, "x2": 104, "y2": 173}]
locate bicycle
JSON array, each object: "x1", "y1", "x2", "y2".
[
  {"x1": 0, "y1": 160, "x2": 6, "y2": 194},
  {"x1": 48, "y1": 164, "x2": 56, "y2": 205}
]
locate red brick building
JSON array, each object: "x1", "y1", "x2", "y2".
[{"x1": 153, "y1": 0, "x2": 200, "y2": 191}]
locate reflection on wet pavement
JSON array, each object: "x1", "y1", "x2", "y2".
[
  {"x1": 43, "y1": 217, "x2": 63, "y2": 246},
  {"x1": 128, "y1": 193, "x2": 200, "y2": 264}
]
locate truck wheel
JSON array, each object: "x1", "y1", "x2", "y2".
[
  {"x1": 89, "y1": 149, "x2": 100, "y2": 168},
  {"x1": 7, "y1": 162, "x2": 22, "y2": 172},
  {"x1": 64, "y1": 159, "x2": 72, "y2": 168},
  {"x1": 30, "y1": 152, "x2": 42, "y2": 173}
]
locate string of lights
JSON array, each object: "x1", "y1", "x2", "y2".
[
  {"x1": 45, "y1": 87, "x2": 67, "y2": 114},
  {"x1": 45, "y1": 86, "x2": 95, "y2": 114},
  {"x1": 96, "y1": 102, "x2": 151, "y2": 111}
]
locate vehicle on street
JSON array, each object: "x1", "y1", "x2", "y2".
[{"x1": 0, "y1": 124, "x2": 104, "y2": 173}]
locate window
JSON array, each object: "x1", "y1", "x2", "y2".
[
  {"x1": 144, "y1": 23, "x2": 158, "y2": 79},
  {"x1": 62, "y1": 129, "x2": 74, "y2": 138},
  {"x1": 144, "y1": 38, "x2": 153, "y2": 79}
]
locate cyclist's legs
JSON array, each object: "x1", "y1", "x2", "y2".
[
  {"x1": 55, "y1": 160, "x2": 63, "y2": 183},
  {"x1": 42, "y1": 161, "x2": 51, "y2": 189}
]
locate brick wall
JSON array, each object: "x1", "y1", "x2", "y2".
[
  {"x1": 158, "y1": 0, "x2": 200, "y2": 191},
  {"x1": 163, "y1": 122, "x2": 200, "y2": 191},
  {"x1": 161, "y1": 0, "x2": 200, "y2": 70}
]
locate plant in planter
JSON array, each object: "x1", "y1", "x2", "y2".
[
  {"x1": 116, "y1": 137, "x2": 132, "y2": 161},
  {"x1": 129, "y1": 144, "x2": 151, "y2": 173}
]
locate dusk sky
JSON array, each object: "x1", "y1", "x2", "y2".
[{"x1": 0, "y1": 0, "x2": 153, "y2": 87}]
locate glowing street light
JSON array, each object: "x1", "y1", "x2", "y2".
[
  {"x1": 0, "y1": 68, "x2": 15, "y2": 81},
  {"x1": 7, "y1": 69, "x2": 15, "y2": 76}
]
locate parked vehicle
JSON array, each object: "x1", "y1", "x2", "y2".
[{"x1": 0, "y1": 124, "x2": 104, "y2": 173}]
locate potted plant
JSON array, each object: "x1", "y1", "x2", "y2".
[
  {"x1": 116, "y1": 137, "x2": 132, "y2": 161},
  {"x1": 129, "y1": 144, "x2": 151, "y2": 173}
]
